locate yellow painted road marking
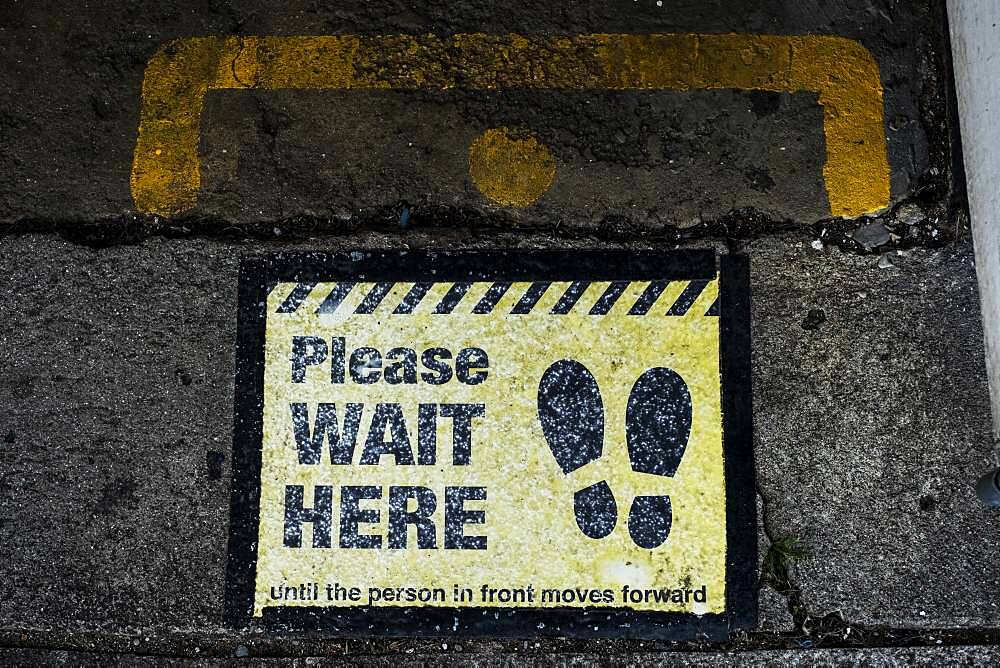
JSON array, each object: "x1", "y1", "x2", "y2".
[{"x1": 132, "y1": 34, "x2": 889, "y2": 218}]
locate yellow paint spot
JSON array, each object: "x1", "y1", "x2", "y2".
[
  {"x1": 468, "y1": 128, "x2": 556, "y2": 207},
  {"x1": 132, "y1": 33, "x2": 890, "y2": 219}
]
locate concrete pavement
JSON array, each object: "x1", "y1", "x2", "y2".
[{"x1": 1, "y1": 0, "x2": 997, "y2": 662}]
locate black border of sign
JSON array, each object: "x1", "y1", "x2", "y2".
[{"x1": 224, "y1": 249, "x2": 756, "y2": 640}]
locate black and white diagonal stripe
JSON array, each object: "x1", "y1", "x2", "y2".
[{"x1": 273, "y1": 280, "x2": 719, "y2": 317}]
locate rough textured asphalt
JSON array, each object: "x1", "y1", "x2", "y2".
[
  {"x1": 2, "y1": 0, "x2": 956, "y2": 229},
  {"x1": 3, "y1": 645, "x2": 1000, "y2": 666}
]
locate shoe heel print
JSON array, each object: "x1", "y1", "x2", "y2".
[{"x1": 538, "y1": 360, "x2": 692, "y2": 548}]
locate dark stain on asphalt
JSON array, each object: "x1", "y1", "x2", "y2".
[
  {"x1": 747, "y1": 90, "x2": 782, "y2": 118},
  {"x1": 801, "y1": 309, "x2": 826, "y2": 331},
  {"x1": 206, "y1": 451, "x2": 226, "y2": 480},
  {"x1": 94, "y1": 475, "x2": 139, "y2": 515}
]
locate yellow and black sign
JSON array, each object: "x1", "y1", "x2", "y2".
[{"x1": 225, "y1": 250, "x2": 755, "y2": 639}]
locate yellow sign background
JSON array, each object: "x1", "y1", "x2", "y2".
[{"x1": 254, "y1": 278, "x2": 726, "y2": 616}]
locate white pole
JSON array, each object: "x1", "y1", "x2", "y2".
[{"x1": 947, "y1": 0, "x2": 1000, "y2": 504}]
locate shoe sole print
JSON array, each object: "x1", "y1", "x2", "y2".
[{"x1": 537, "y1": 360, "x2": 692, "y2": 548}]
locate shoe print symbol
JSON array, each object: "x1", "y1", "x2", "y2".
[{"x1": 537, "y1": 360, "x2": 692, "y2": 548}]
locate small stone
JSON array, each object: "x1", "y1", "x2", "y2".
[
  {"x1": 810, "y1": 239, "x2": 824, "y2": 251},
  {"x1": 235, "y1": 645, "x2": 249, "y2": 657},
  {"x1": 896, "y1": 203, "x2": 926, "y2": 226},
  {"x1": 878, "y1": 252, "x2": 896, "y2": 269},
  {"x1": 801, "y1": 308, "x2": 826, "y2": 330},
  {"x1": 852, "y1": 221, "x2": 891, "y2": 249}
]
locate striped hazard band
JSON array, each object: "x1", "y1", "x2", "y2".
[{"x1": 273, "y1": 280, "x2": 720, "y2": 317}]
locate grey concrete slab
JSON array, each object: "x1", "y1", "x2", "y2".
[
  {"x1": 750, "y1": 235, "x2": 999, "y2": 627},
  {"x1": 758, "y1": 585, "x2": 795, "y2": 633},
  {"x1": 0, "y1": 1, "x2": 953, "y2": 227},
  {"x1": 0, "y1": 231, "x2": 995, "y2": 641}
]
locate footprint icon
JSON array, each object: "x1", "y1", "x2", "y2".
[
  {"x1": 536, "y1": 360, "x2": 618, "y2": 539},
  {"x1": 537, "y1": 361, "x2": 692, "y2": 548},
  {"x1": 625, "y1": 367, "x2": 692, "y2": 548}
]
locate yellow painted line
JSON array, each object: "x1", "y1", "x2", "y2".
[
  {"x1": 132, "y1": 33, "x2": 889, "y2": 218},
  {"x1": 410, "y1": 281, "x2": 454, "y2": 315},
  {"x1": 531, "y1": 281, "x2": 571, "y2": 313},
  {"x1": 606, "y1": 281, "x2": 651, "y2": 317},
  {"x1": 335, "y1": 282, "x2": 374, "y2": 315},
  {"x1": 372, "y1": 281, "x2": 415, "y2": 317},
  {"x1": 574, "y1": 281, "x2": 614, "y2": 315},
  {"x1": 491, "y1": 281, "x2": 529, "y2": 314},
  {"x1": 692, "y1": 279, "x2": 720, "y2": 318}
]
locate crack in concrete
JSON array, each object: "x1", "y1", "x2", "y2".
[
  {"x1": 756, "y1": 484, "x2": 809, "y2": 634},
  {"x1": 230, "y1": 35, "x2": 253, "y2": 90},
  {"x1": 753, "y1": 480, "x2": 999, "y2": 650},
  {"x1": 0, "y1": 198, "x2": 958, "y2": 255}
]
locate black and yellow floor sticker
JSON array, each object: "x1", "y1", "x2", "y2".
[{"x1": 225, "y1": 250, "x2": 755, "y2": 639}]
